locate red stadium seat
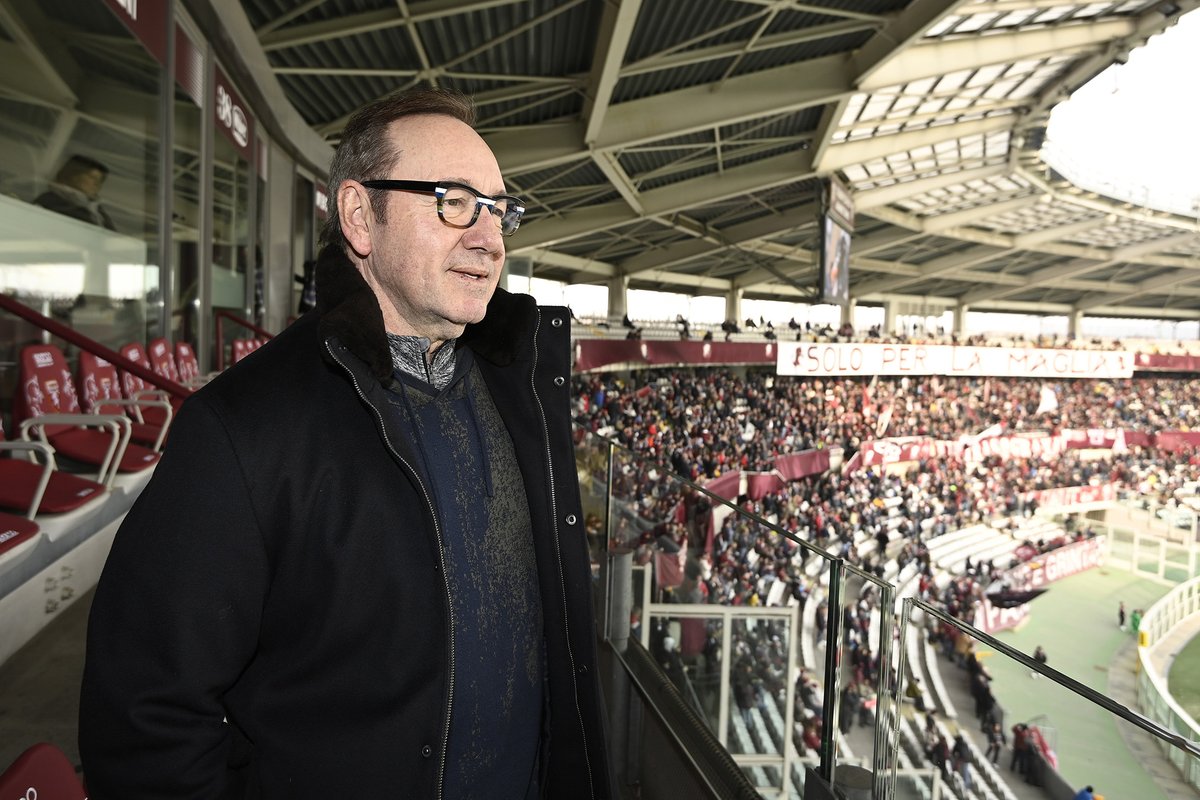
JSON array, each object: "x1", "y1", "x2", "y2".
[
  {"x1": 0, "y1": 742, "x2": 86, "y2": 799},
  {"x1": 78, "y1": 352, "x2": 171, "y2": 451},
  {"x1": 13, "y1": 344, "x2": 158, "y2": 485},
  {"x1": 0, "y1": 423, "x2": 104, "y2": 517},
  {"x1": 119, "y1": 342, "x2": 180, "y2": 429},
  {"x1": 148, "y1": 336, "x2": 180, "y2": 383},
  {"x1": 231, "y1": 337, "x2": 253, "y2": 363}
]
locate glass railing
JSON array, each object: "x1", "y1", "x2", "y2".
[
  {"x1": 577, "y1": 428, "x2": 897, "y2": 798},
  {"x1": 895, "y1": 598, "x2": 1200, "y2": 800}
]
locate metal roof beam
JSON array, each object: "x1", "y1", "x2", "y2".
[
  {"x1": 822, "y1": 116, "x2": 1013, "y2": 173},
  {"x1": 856, "y1": 244, "x2": 1009, "y2": 295},
  {"x1": 859, "y1": 19, "x2": 1136, "y2": 91},
  {"x1": 853, "y1": 164, "x2": 1008, "y2": 210},
  {"x1": 961, "y1": 258, "x2": 1112, "y2": 305},
  {"x1": 514, "y1": 150, "x2": 817, "y2": 248},
  {"x1": 593, "y1": 54, "x2": 851, "y2": 152},
  {"x1": 850, "y1": 0, "x2": 972, "y2": 89},
  {"x1": 1012, "y1": 216, "x2": 1106, "y2": 249},
  {"x1": 1075, "y1": 268, "x2": 1200, "y2": 312},
  {"x1": 618, "y1": 203, "x2": 820, "y2": 275},
  {"x1": 922, "y1": 194, "x2": 1035, "y2": 234},
  {"x1": 582, "y1": 0, "x2": 643, "y2": 146},
  {"x1": 259, "y1": 0, "x2": 527, "y2": 51},
  {"x1": 621, "y1": 20, "x2": 878, "y2": 77},
  {"x1": 852, "y1": 228, "x2": 923, "y2": 256}
]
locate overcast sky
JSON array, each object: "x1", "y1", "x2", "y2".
[{"x1": 1045, "y1": 8, "x2": 1200, "y2": 217}]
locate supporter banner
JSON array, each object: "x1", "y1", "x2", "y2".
[
  {"x1": 1023, "y1": 485, "x2": 1115, "y2": 509},
  {"x1": 774, "y1": 449, "x2": 830, "y2": 481},
  {"x1": 776, "y1": 343, "x2": 1134, "y2": 378},
  {"x1": 963, "y1": 434, "x2": 1067, "y2": 464},
  {"x1": 1009, "y1": 536, "x2": 1105, "y2": 591},
  {"x1": 856, "y1": 437, "x2": 959, "y2": 469},
  {"x1": 976, "y1": 536, "x2": 1106, "y2": 633},
  {"x1": 574, "y1": 340, "x2": 775, "y2": 371},
  {"x1": 1135, "y1": 353, "x2": 1200, "y2": 372},
  {"x1": 976, "y1": 597, "x2": 1029, "y2": 634},
  {"x1": 705, "y1": 471, "x2": 742, "y2": 502},
  {"x1": 745, "y1": 473, "x2": 784, "y2": 500},
  {"x1": 1154, "y1": 431, "x2": 1200, "y2": 452},
  {"x1": 655, "y1": 550, "x2": 685, "y2": 589}
]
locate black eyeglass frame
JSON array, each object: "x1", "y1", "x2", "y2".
[{"x1": 359, "y1": 179, "x2": 525, "y2": 236}]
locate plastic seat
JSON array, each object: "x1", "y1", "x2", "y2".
[
  {"x1": 120, "y1": 341, "x2": 181, "y2": 429},
  {"x1": 13, "y1": 344, "x2": 158, "y2": 486},
  {"x1": 148, "y1": 336, "x2": 181, "y2": 383},
  {"x1": 0, "y1": 423, "x2": 104, "y2": 517},
  {"x1": 232, "y1": 337, "x2": 253, "y2": 363},
  {"x1": 78, "y1": 351, "x2": 171, "y2": 451},
  {"x1": 0, "y1": 742, "x2": 86, "y2": 799}
]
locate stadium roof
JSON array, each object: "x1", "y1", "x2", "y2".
[{"x1": 226, "y1": 0, "x2": 1200, "y2": 319}]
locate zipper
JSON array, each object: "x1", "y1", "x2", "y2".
[
  {"x1": 529, "y1": 310, "x2": 595, "y2": 798},
  {"x1": 326, "y1": 340, "x2": 455, "y2": 800}
]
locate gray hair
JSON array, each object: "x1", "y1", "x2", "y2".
[{"x1": 320, "y1": 88, "x2": 476, "y2": 250}]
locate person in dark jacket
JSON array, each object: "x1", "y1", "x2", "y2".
[
  {"x1": 33, "y1": 154, "x2": 117, "y2": 231},
  {"x1": 79, "y1": 88, "x2": 611, "y2": 799}
]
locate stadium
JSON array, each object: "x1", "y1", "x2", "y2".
[{"x1": 0, "y1": 0, "x2": 1198, "y2": 797}]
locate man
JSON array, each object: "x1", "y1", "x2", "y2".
[
  {"x1": 34, "y1": 154, "x2": 117, "y2": 230},
  {"x1": 80, "y1": 88, "x2": 611, "y2": 798}
]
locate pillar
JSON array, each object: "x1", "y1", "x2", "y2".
[
  {"x1": 607, "y1": 274, "x2": 629, "y2": 324},
  {"x1": 883, "y1": 300, "x2": 896, "y2": 337},
  {"x1": 1068, "y1": 309, "x2": 1084, "y2": 340},
  {"x1": 840, "y1": 297, "x2": 856, "y2": 328},
  {"x1": 953, "y1": 303, "x2": 969, "y2": 339},
  {"x1": 725, "y1": 287, "x2": 743, "y2": 327}
]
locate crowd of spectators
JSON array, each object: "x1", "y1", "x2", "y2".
[{"x1": 581, "y1": 366, "x2": 1200, "y2": 787}]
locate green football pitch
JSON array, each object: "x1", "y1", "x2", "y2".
[
  {"x1": 986, "y1": 567, "x2": 1171, "y2": 800},
  {"x1": 1169, "y1": 633, "x2": 1200, "y2": 723}
]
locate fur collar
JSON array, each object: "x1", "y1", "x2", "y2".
[{"x1": 315, "y1": 244, "x2": 534, "y2": 381}]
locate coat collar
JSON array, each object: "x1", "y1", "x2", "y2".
[{"x1": 314, "y1": 244, "x2": 535, "y2": 381}]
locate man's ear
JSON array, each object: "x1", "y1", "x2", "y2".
[{"x1": 338, "y1": 179, "x2": 374, "y2": 258}]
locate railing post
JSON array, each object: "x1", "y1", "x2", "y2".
[
  {"x1": 873, "y1": 582, "x2": 898, "y2": 800},
  {"x1": 818, "y1": 558, "x2": 844, "y2": 784}
]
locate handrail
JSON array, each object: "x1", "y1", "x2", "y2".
[
  {"x1": 0, "y1": 293, "x2": 191, "y2": 401},
  {"x1": 907, "y1": 598, "x2": 1200, "y2": 761},
  {"x1": 214, "y1": 309, "x2": 275, "y2": 371}
]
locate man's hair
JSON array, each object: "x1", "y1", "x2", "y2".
[
  {"x1": 320, "y1": 88, "x2": 477, "y2": 249},
  {"x1": 56, "y1": 154, "x2": 109, "y2": 184}
]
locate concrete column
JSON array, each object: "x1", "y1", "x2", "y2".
[
  {"x1": 883, "y1": 300, "x2": 896, "y2": 337},
  {"x1": 607, "y1": 275, "x2": 629, "y2": 323},
  {"x1": 1068, "y1": 309, "x2": 1084, "y2": 339},
  {"x1": 725, "y1": 287, "x2": 743, "y2": 327},
  {"x1": 953, "y1": 303, "x2": 970, "y2": 338},
  {"x1": 840, "y1": 297, "x2": 856, "y2": 327},
  {"x1": 502, "y1": 255, "x2": 532, "y2": 294}
]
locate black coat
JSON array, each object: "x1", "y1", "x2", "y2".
[{"x1": 80, "y1": 245, "x2": 611, "y2": 799}]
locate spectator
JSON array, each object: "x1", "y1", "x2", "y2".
[
  {"x1": 34, "y1": 154, "x2": 117, "y2": 230},
  {"x1": 985, "y1": 721, "x2": 1005, "y2": 763}
]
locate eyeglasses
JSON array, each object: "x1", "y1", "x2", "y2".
[{"x1": 360, "y1": 179, "x2": 525, "y2": 236}]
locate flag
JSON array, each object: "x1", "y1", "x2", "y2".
[
  {"x1": 1035, "y1": 384, "x2": 1058, "y2": 415},
  {"x1": 655, "y1": 550, "x2": 686, "y2": 589},
  {"x1": 875, "y1": 402, "x2": 894, "y2": 437}
]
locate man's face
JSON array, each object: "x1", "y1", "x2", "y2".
[
  {"x1": 77, "y1": 169, "x2": 106, "y2": 201},
  {"x1": 356, "y1": 114, "x2": 507, "y2": 346}
]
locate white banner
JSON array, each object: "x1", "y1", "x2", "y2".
[{"x1": 776, "y1": 343, "x2": 1134, "y2": 378}]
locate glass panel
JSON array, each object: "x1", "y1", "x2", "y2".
[
  {"x1": 896, "y1": 584, "x2": 1195, "y2": 800},
  {"x1": 729, "y1": 617, "x2": 789, "y2": 757},
  {"x1": 211, "y1": 105, "x2": 251, "y2": 364},
  {"x1": 172, "y1": 79, "x2": 203, "y2": 350},
  {"x1": 0, "y1": 2, "x2": 163, "y2": 372}
]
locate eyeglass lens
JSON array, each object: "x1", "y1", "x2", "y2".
[{"x1": 439, "y1": 186, "x2": 522, "y2": 235}]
